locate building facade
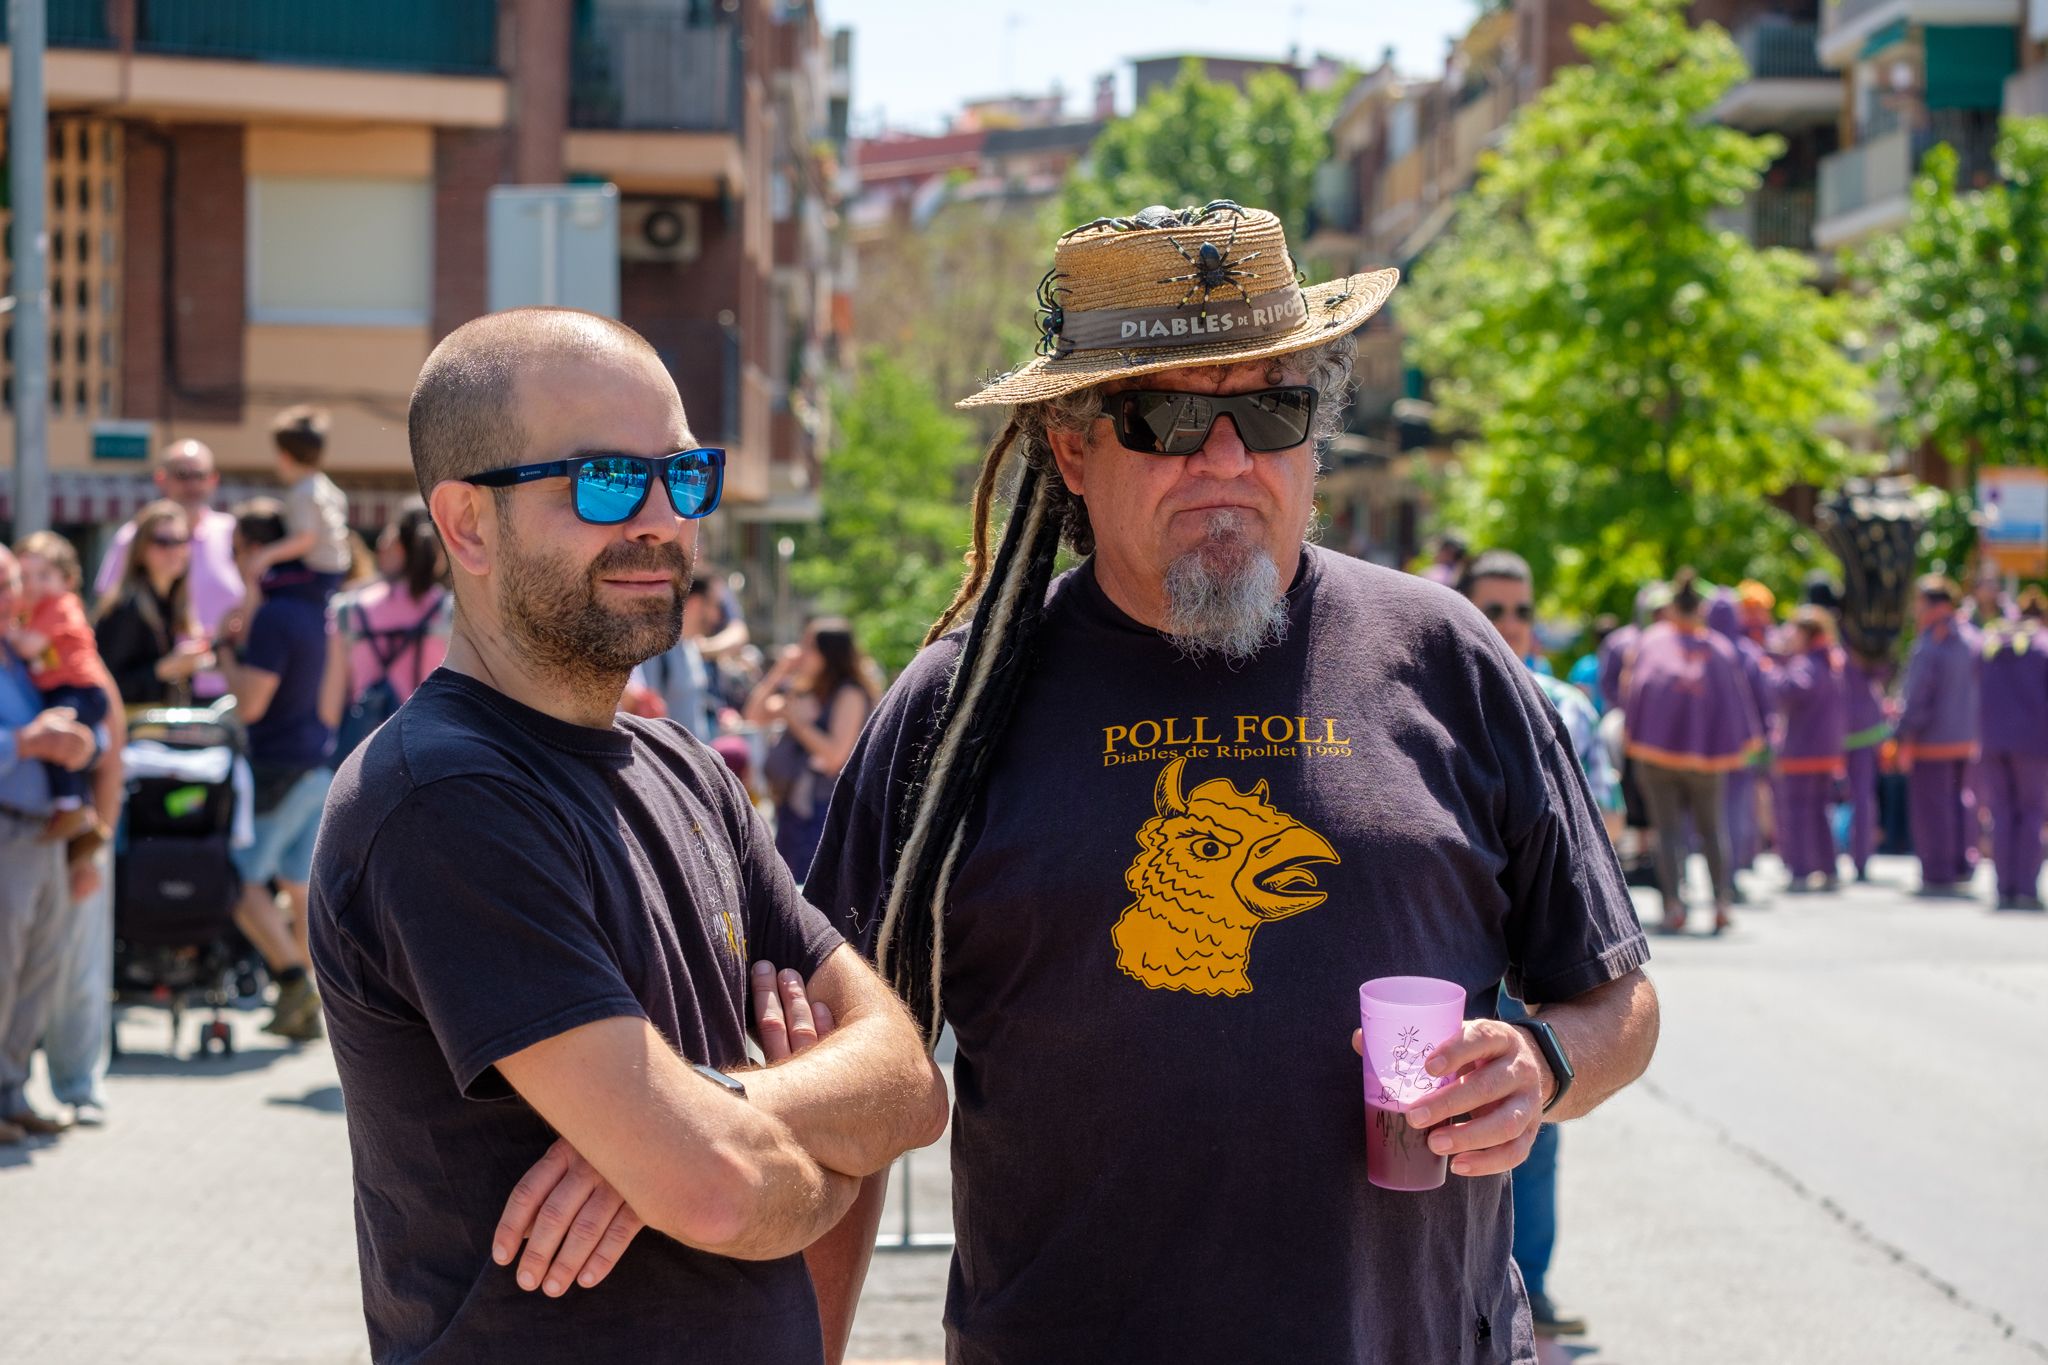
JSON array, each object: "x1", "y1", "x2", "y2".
[{"x1": 0, "y1": 0, "x2": 850, "y2": 618}]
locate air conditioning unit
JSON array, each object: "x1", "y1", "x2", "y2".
[{"x1": 620, "y1": 199, "x2": 702, "y2": 263}]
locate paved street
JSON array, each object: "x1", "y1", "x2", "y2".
[{"x1": 1, "y1": 854, "x2": 2043, "y2": 1364}]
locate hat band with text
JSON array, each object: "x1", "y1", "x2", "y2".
[{"x1": 1055, "y1": 285, "x2": 1307, "y2": 354}]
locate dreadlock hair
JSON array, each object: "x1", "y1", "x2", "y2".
[{"x1": 875, "y1": 335, "x2": 1357, "y2": 1048}]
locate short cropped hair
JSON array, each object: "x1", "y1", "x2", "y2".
[
  {"x1": 407, "y1": 308, "x2": 669, "y2": 502},
  {"x1": 271, "y1": 405, "x2": 331, "y2": 466},
  {"x1": 231, "y1": 497, "x2": 290, "y2": 548},
  {"x1": 1457, "y1": 549, "x2": 1532, "y2": 598}
]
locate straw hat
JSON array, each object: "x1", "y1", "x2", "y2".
[{"x1": 959, "y1": 201, "x2": 1400, "y2": 409}]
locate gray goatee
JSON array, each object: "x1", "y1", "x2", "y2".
[{"x1": 1160, "y1": 512, "x2": 1290, "y2": 664}]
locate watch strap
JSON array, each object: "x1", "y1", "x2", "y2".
[
  {"x1": 1510, "y1": 1018, "x2": 1572, "y2": 1114},
  {"x1": 691, "y1": 1062, "x2": 748, "y2": 1099}
]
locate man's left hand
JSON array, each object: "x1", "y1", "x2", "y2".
[
  {"x1": 494, "y1": 966, "x2": 837, "y2": 1294},
  {"x1": 1350, "y1": 1020, "x2": 1550, "y2": 1177}
]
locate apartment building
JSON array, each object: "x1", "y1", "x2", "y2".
[
  {"x1": 1813, "y1": 0, "x2": 2024, "y2": 249},
  {"x1": 0, "y1": 0, "x2": 850, "y2": 599},
  {"x1": 1304, "y1": 1, "x2": 1851, "y2": 567}
]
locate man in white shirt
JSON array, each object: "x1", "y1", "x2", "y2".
[{"x1": 95, "y1": 440, "x2": 241, "y2": 699}]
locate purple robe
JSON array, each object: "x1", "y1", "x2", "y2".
[
  {"x1": 1841, "y1": 654, "x2": 1889, "y2": 876},
  {"x1": 1902, "y1": 621, "x2": 1980, "y2": 886},
  {"x1": 1774, "y1": 646, "x2": 1847, "y2": 881},
  {"x1": 1775, "y1": 647, "x2": 1848, "y2": 769},
  {"x1": 1979, "y1": 620, "x2": 2048, "y2": 759},
  {"x1": 1598, "y1": 623, "x2": 1639, "y2": 714},
  {"x1": 1899, "y1": 622, "x2": 1980, "y2": 759},
  {"x1": 1707, "y1": 593, "x2": 1776, "y2": 869},
  {"x1": 1978, "y1": 619, "x2": 2048, "y2": 899},
  {"x1": 1623, "y1": 621, "x2": 1764, "y2": 771}
]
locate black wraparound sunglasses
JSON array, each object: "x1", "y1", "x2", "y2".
[
  {"x1": 1104, "y1": 386, "x2": 1319, "y2": 456},
  {"x1": 1484, "y1": 602, "x2": 1536, "y2": 622},
  {"x1": 463, "y1": 449, "x2": 726, "y2": 524}
]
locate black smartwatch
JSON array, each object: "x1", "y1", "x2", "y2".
[
  {"x1": 1508, "y1": 1018, "x2": 1573, "y2": 1114},
  {"x1": 691, "y1": 1063, "x2": 748, "y2": 1099}
]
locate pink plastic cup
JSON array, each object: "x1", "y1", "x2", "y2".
[{"x1": 1359, "y1": 975, "x2": 1467, "y2": 1192}]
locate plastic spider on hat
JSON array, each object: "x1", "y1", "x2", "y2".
[{"x1": 1158, "y1": 205, "x2": 1264, "y2": 316}]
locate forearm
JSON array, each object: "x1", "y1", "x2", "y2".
[
  {"x1": 1529, "y1": 968, "x2": 1658, "y2": 1122},
  {"x1": 802, "y1": 1171, "x2": 889, "y2": 1365},
  {"x1": 744, "y1": 1015, "x2": 948, "y2": 1177},
  {"x1": 703, "y1": 1116, "x2": 864, "y2": 1261}
]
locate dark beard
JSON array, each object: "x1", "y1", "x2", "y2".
[{"x1": 497, "y1": 520, "x2": 691, "y2": 688}]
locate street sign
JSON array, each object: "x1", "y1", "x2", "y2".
[
  {"x1": 487, "y1": 185, "x2": 620, "y2": 318},
  {"x1": 1977, "y1": 466, "x2": 2048, "y2": 577},
  {"x1": 92, "y1": 420, "x2": 154, "y2": 462}
]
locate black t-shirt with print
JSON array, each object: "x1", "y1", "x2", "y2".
[
  {"x1": 310, "y1": 670, "x2": 844, "y2": 1364},
  {"x1": 806, "y1": 548, "x2": 1649, "y2": 1365}
]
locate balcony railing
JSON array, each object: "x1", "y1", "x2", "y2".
[
  {"x1": 1714, "y1": 187, "x2": 1818, "y2": 249},
  {"x1": 1823, "y1": 0, "x2": 1903, "y2": 34},
  {"x1": 0, "y1": 0, "x2": 111, "y2": 45},
  {"x1": 572, "y1": 14, "x2": 741, "y2": 132},
  {"x1": 1735, "y1": 21, "x2": 1825, "y2": 80},
  {"x1": 2009, "y1": 60, "x2": 2048, "y2": 118},
  {"x1": 134, "y1": 1, "x2": 499, "y2": 75},
  {"x1": 1819, "y1": 110, "x2": 2001, "y2": 225}
]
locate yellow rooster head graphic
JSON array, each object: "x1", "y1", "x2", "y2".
[{"x1": 1112, "y1": 756, "x2": 1340, "y2": 996}]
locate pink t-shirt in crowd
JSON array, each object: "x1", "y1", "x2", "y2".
[{"x1": 333, "y1": 580, "x2": 452, "y2": 704}]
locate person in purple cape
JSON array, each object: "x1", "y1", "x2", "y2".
[
  {"x1": 1705, "y1": 588, "x2": 1776, "y2": 896},
  {"x1": 1976, "y1": 587, "x2": 2048, "y2": 911},
  {"x1": 1622, "y1": 569, "x2": 1764, "y2": 934},
  {"x1": 1772, "y1": 607, "x2": 1848, "y2": 891},
  {"x1": 1840, "y1": 646, "x2": 1891, "y2": 883},
  {"x1": 1805, "y1": 574, "x2": 1892, "y2": 884},
  {"x1": 1898, "y1": 575, "x2": 1981, "y2": 895}
]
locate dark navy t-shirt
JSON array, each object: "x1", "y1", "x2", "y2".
[
  {"x1": 240, "y1": 565, "x2": 334, "y2": 768},
  {"x1": 309, "y1": 670, "x2": 843, "y2": 1363},
  {"x1": 806, "y1": 547, "x2": 1650, "y2": 1365}
]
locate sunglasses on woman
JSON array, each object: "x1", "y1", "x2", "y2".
[
  {"x1": 463, "y1": 449, "x2": 726, "y2": 524},
  {"x1": 1483, "y1": 602, "x2": 1535, "y2": 622},
  {"x1": 1104, "y1": 386, "x2": 1318, "y2": 456},
  {"x1": 147, "y1": 534, "x2": 192, "y2": 548}
]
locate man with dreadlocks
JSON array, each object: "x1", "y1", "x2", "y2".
[{"x1": 792, "y1": 204, "x2": 1659, "y2": 1365}]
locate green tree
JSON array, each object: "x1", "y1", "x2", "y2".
[
  {"x1": 1855, "y1": 118, "x2": 2048, "y2": 495},
  {"x1": 1057, "y1": 62, "x2": 1343, "y2": 238},
  {"x1": 1403, "y1": 0, "x2": 1871, "y2": 615},
  {"x1": 795, "y1": 354, "x2": 976, "y2": 675}
]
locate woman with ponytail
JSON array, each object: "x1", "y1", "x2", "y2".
[
  {"x1": 322, "y1": 499, "x2": 451, "y2": 755},
  {"x1": 798, "y1": 202, "x2": 1658, "y2": 1365}
]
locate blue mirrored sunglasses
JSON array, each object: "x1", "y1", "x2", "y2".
[{"x1": 463, "y1": 449, "x2": 726, "y2": 524}]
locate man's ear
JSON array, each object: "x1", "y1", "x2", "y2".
[
  {"x1": 1045, "y1": 423, "x2": 1088, "y2": 498},
  {"x1": 429, "y1": 482, "x2": 494, "y2": 580}
]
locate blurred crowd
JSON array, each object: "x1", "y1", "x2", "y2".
[
  {"x1": 1428, "y1": 534, "x2": 2042, "y2": 936},
  {"x1": 0, "y1": 421, "x2": 885, "y2": 1147}
]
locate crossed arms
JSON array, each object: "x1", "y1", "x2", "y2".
[{"x1": 493, "y1": 944, "x2": 946, "y2": 1268}]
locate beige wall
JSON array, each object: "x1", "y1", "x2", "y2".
[{"x1": 0, "y1": 48, "x2": 505, "y2": 127}]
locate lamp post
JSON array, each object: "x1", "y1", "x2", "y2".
[{"x1": 9, "y1": 0, "x2": 51, "y2": 536}]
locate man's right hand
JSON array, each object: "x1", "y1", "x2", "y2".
[
  {"x1": 16, "y1": 708, "x2": 94, "y2": 771},
  {"x1": 495, "y1": 966, "x2": 836, "y2": 1295}
]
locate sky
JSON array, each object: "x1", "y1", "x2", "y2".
[{"x1": 828, "y1": 0, "x2": 1483, "y2": 135}]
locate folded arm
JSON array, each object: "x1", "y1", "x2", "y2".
[
  {"x1": 495, "y1": 1015, "x2": 860, "y2": 1263},
  {"x1": 743, "y1": 944, "x2": 950, "y2": 1177}
]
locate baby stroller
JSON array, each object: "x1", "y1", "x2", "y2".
[{"x1": 112, "y1": 700, "x2": 259, "y2": 1058}]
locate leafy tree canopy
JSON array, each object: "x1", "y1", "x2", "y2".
[{"x1": 1403, "y1": 0, "x2": 1872, "y2": 616}]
